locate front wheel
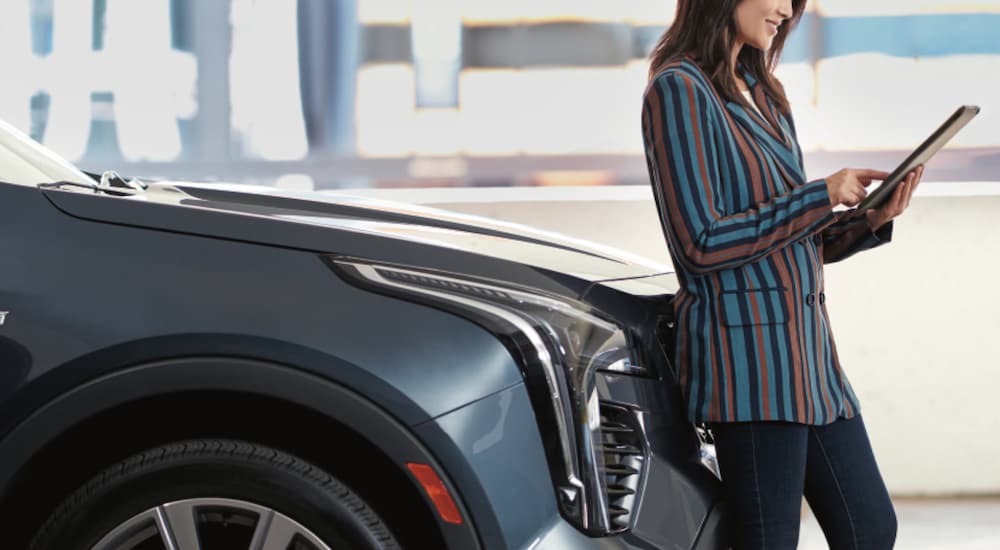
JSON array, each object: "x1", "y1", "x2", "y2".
[{"x1": 29, "y1": 439, "x2": 401, "y2": 550}]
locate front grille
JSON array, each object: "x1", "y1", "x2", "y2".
[{"x1": 599, "y1": 401, "x2": 647, "y2": 531}]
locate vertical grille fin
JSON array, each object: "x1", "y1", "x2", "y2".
[{"x1": 599, "y1": 401, "x2": 647, "y2": 531}]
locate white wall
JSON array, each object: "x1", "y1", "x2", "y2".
[{"x1": 344, "y1": 183, "x2": 1000, "y2": 496}]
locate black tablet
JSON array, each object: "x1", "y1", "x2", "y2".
[{"x1": 857, "y1": 105, "x2": 981, "y2": 211}]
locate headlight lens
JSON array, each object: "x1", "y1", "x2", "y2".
[{"x1": 328, "y1": 256, "x2": 644, "y2": 534}]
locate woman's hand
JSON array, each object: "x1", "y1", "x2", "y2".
[
  {"x1": 825, "y1": 168, "x2": 890, "y2": 207},
  {"x1": 865, "y1": 165, "x2": 924, "y2": 231}
]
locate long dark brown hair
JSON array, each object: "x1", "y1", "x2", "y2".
[{"x1": 647, "y1": 0, "x2": 807, "y2": 114}]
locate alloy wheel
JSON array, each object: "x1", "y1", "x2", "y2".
[{"x1": 91, "y1": 497, "x2": 332, "y2": 550}]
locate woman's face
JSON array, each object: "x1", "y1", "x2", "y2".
[{"x1": 733, "y1": 0, "x2": 793, "y2": 52}]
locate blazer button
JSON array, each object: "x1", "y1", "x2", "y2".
[
  {"x1": 806, "y1": 293, "x2": 816, "y2": 306},
  {"x1": 819, "y1": 292, "x2": 827, "y2": 305}
]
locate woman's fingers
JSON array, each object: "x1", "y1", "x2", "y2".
[
  {"x1": 882, "y1": 177, "x2": 903, "y2": 217},
  {"x1": 853, "y1": 187, "x2": 867, "y2": 205},
  {"x1": 851, "y1": 164, "x2": 922, "y2": 220},
  {"x1": 887, "y1": 181, "x2": 903, "y2": 215},
  {"x1": 896, "y1": 173, "x2": 916, "y2": 213},
  {"x1": 904, "y1": 166, "x2": 922, "y2": 209},
  {"x1": 883, "y1": 168, "x2": 919, "y2": 217},
  {"x1": 855, "y1": 168, "x2": 890, "y2": 178},
  {"x1": 855, "y1": 168, "x2": 891, "y2": 184},
  {"x1": 907, "y1": 165, "x2": 925, "y2": 209},
  {"x1": 897, "y1": 177, "x2": 911, "y2": 213},
  {"x1": 840, "y1": 188, "x2": 859, "y2": 206}
]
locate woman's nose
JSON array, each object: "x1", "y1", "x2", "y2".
[{"x1": 778, "y1": 0, "x2": 793, "y2": 19}]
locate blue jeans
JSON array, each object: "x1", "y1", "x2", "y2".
[{"x1": 709, "y1": 415, "x2": 897, "y2": 549}]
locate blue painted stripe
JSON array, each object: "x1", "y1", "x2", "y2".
[
  {"x1": 656, "y1": 76, "x2": 707, "y2": 259},
  {"x1": 743, "y1": 268, "x2": 771, "y2": 418},
  {"x1": 663, "y1": 76, "x2": 710, "y2": 235},
  {"x1": 730, "y1": 295, "x2": 757, "y2": 419},
  {"x1": 752, "y1": 263, "x2": 782, "y2": 418},
  {"x1": 689, "y1": 302, "x2": 704, "y2": 420},
  {"x1": 783, "y1": 13, "x2": 1000, "y2": 63},
  {"x1": 792, "y1": 243, "x2": 819, "y2": 423},
  {"x1": 820, "y1": 312, "x2": 843, "y2": 418}
]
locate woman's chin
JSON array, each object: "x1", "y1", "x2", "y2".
[{"x1": 747, "y1": 38, "x2": 773, "y2": 52}]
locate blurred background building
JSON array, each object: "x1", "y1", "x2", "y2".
[{"x1": 4, "y1": 0, "x2": 999, "y2": 189}]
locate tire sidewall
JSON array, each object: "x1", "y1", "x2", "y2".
[{"x1": 32, "y1": 447, "x2": 395, "y2": 550}]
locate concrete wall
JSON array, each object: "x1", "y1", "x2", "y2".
[{"x1": 342, "y1": 183, "x2": 1000, "y2": 496}]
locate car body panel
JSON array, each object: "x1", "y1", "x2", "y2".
[
  {"x1": 0, "y1": 183, "x2": 524, "y2": 431},
  {"x1": 0, "y1": 357, "x2": 484, "y2": 549},
  {"x1": 40, "y1": 183, "x2": 672, "y2": 299},
  {"x1": 414, "y1": 383, "x2": 553, "y2": 550},
  {"x1": 416, "y1": 373, "x2": 727, "y2": 550},
  {"x1": 0, "y1": 121, "x2": 728, "y2": 547}
]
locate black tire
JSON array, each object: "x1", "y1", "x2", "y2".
[{"x1": 29, "y1": 439, "x2": 401, "y2": 550}]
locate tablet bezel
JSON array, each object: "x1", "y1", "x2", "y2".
[{"x1": 856, "y1": 104, "x2": 980, "y2": 211}]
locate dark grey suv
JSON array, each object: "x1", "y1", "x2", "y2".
[{"x1": 0, "y1": 123, "x2": 727, "y2": 548}]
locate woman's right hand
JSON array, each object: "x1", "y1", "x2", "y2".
[{"x1": 824, "y1": 168, "x2": 890, "y2": 207}]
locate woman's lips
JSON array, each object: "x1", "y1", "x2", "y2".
[{"x1": 766, "y1": 20, "x2": 780, "y2": 34}]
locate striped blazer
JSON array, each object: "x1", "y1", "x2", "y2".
[{"x1": 641, "y1": 58, "x2": 893, "y2": 425}]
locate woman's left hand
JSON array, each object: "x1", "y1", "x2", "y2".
[{"x1": 866, "y1": 164, "x2": 924, "y2": 231}]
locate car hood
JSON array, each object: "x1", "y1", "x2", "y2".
[
  {"x1": 0, "y1": 110, "x2": 675, "y2": 298},
  {"x1": 40, "y1": 181, "x2": 675, "y2": 296}
]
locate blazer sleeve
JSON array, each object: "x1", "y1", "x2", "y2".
[
  {"x1": 642, "y1": 71, "x2": 837, "y2": 275},
  {"x1": 818, "y1": 208, "x2": 893, "y2": 264},
  {"x1": 782, "y1": 105, "x2": 894, "y2": 264}
]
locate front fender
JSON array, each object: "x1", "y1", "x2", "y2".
[
  {"x1": 0, "y1": 190, "x2": 526, "y2": 439},
  {"x1": 0, "y1": 355, "x2": 491, "y2": 549}
]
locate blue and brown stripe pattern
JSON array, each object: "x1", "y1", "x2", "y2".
[{"x1": 641, "y1": 57, "x2": 893, "y2": 425}]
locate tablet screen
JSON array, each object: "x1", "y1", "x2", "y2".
[{"x1": 857, "y1": 105, "x2": 980, "y2": 211}]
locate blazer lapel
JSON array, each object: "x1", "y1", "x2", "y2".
[
  {"x1": 725, "y1": 66, "x2": 806, "y2": 183},
  {"x1": 726, "y1": 67, "x2": 788, "y2": 144},
  {"x1": 679, "y1": 57, "x2": 807, "y2": 185}
]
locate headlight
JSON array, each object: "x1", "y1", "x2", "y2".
[{"x1": 328, "y1": 256, "x2": 646, "y2": 535}]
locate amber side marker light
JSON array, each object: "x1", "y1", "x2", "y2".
[{"x1": 406, "y1": 462, "x2": 463, "y2": 525}]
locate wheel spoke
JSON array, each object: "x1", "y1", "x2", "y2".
[
  {"x1": 156, "y1": 502, "x2": 203, "y2": 550},
  {"x1": 93, "y1": 497, "x2": 333, "y2": 550},
  {"x1": 248, "y1": 509, "x2": 298, "y2": 550},
  {"x1": 91, "y1": 509, "x2": 158, "y2": 550}
]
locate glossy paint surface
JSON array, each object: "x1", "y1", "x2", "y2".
[{"x1": 0, "y1": 181, "x2": 725, "y2": 548}]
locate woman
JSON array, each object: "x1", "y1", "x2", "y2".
[{"x1": 640, "y1": 1, "x2": 922, "y2": 548}]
